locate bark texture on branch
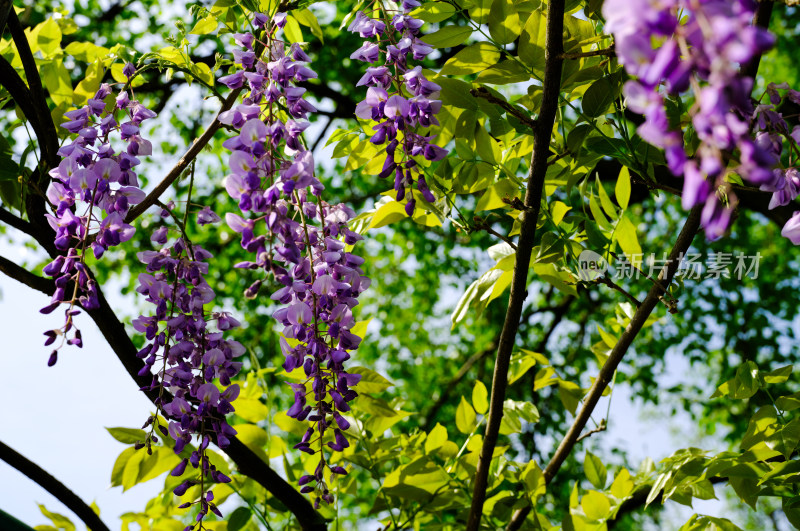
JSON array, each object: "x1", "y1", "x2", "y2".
[{"x1": 464, "y1": 1, "x2": 566, "y2": 529}]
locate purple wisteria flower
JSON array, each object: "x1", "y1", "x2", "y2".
[
  {"x1": 135, "y1": 238, "x2": 242, "y2": 522},
  {"x1": 218, "y1": 11, "x2": 371, "y2": 507},
  {"x1": 41, "y1": 70, "x2": 154, "y2": 359},
  {"x1": 347, "y1": 3, "x2": 448, "y2": 213},
  {"x1": 602, "y1": 0, "x2": 800, "y2": 241}
]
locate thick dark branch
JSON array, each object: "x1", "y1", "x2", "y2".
[
  {"x1": 124, "y1": 89, "x2": 242, "y2": 224},
  {"x1": 0, "y1": 440, "x2": 111, "y2": 531},
  {"x1": 6, "y1": 7, "x2": 59, "y2": 169},
  {"x1": 0, "y1": 206, "x2": 34, "y2": 235},
  {"x1": 0, "y1": 54, "x2": 43, "y2": 144},
  {"x1": 464, "y1": 2, "x2": 566, "y2": 529},
  {"x1": 0, "y1": 254, "x2": 53, "y2": 294},
  {"x1": 0, "y1": 0, "x2": 12, "y2": 36},
  {"x1": 507, "y1": 205, "x2": 703, "y2": 530},
  {"x1": 741, "y1": 0, "x2": 775, "y2": 80}
]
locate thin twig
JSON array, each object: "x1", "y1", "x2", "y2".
[
  {"x1": 559, "y1": 45, "x2": 615, "y2": 60},
  {"x1": 470, "y1": 87, "x2": 537, "y2": 129},
  {"x1": 575, "y1": 418, "x2": 607, "y2": 443},
  {"x1": 595, "y1": 275, "x2": 641, "y2": 308}
]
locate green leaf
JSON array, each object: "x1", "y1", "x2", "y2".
[
  {"x1": 234, "y1": 398, "x2": 269, "y2": 423},
  {"x1": 475, "y1": 60, "x2": 531, "y2": 85},
  {"x1": 551, "y1": 201, "x2": 571, "y2": 226},
  {"x1": 283, "y1": 15, "x2": 303, "y2": 43},
  {"x1": 189, "y1": 15, "x2": 218, "y2": 35},
  {"x1": 425, "y1": 423, "x2": 448, "y2": 453},
  {"x1": 712, "y1": 361, "x2": 760, "y2": 399},
  {"x1": 0, "y1": 134, "x2": 19, "y2": 182},
  {"x1": 440, "y1": 43, "x2": 501, "y2": 76},
  {"x1": 584, "y1": 451, "x2": 608, "y2": 490},
  {"x1": 370, "y1": 198, "x2": 409, "y2": 229},
  {"x1": 423, "y1": 25, "x2": 473, "y2": 48},
  {"x1": 508, "y1": 350, "x2": 544, "y2": 385},
  {"x1": 410, "y1": 2, "x2": 457, "y2": 23},
  {"x1": 227, "y1": 506, "x2": 252, "y2": 531},
  {"x1": 472, "y1": 380, "x2": 489, "y2": 415},
  {"x1": 110, "y1": 447, "x2": 136, "y2": 487},
  {"x1": 293, "y1": 9, "x2": 324, "y2": 42},
  {"x1": 382, "y1": 458, "x2": 451, "y2": 500},
  {"x1": 488, "y1": 0, "x2": 520, "y2": 45},
  {"x1": 38, "y1": 504, "x2": 75, "y2": 531},
  {"x1": 518, "y1": 10, "x2": 546, "y2": 77},
  {"x1": 582, "y1": 76, "x2": 618, "y2": 118},
  {"x1": 615, "y1": 214, "x2": 642, "y2": 267},
  {"x1": 106, "y1": 427, "x2": 147, "y2": 444},
  {"x1": 476, "y1": 178, "x2": 519, "y2": 211},
  {"x1": 763, "y1": 365, "x2": 792, "y2": 385},
  {"x1": 455, "y1": 396, "x2": 477, "y2": 433},
  {"x1": 615, "y1": 167, "x2": 631, "y2": 210},
  {"x1": 581, "y1": 491, "x2": 610, "y2": 521},
  {"x1": 37, "y1": 18, "x2": 63, "y2": 56},
  {"x1": 467, "y1": 0, "x2": 492, "y2": 24},
  {"x1": 348, "y1": 366, "x2": 393, "y2": 393}
]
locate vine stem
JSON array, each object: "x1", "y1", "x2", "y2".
[{"x1": 464, "y1": 1, "x2": 566, "y2": 529}]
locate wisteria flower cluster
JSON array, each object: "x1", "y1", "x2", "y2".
[
  {"x1": 134, "y1": 235, "x2": 241, "y2": 525},
  {"x1": 348, "y1": 0, "x2": 448, "y2": 215},
  {"x1": 604, "y1": 0, "x2": 800, "y2": 242},
  {"x1": 219, "y1": 11, "x2": 370, "y2": 506},
  {"x1": 41, "y1": 68, "x2": 153, "y2": 364}
]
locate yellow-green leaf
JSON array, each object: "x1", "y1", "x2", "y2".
[
  {"x1": 370, "y1": 199, "x2": 409, "y2": 229},
  {"x1": 616, "y1": 166, "x2": 631, "y2": 210},
  {"x1": 455, "y1": 396, "x2": 476, "y2": 433},
  {"x1": 488, "y1": 0, "x2": 520, "y2": 45},
  {"x1": 472, "y1": 380, "x2": 489, "y2": 415},
  {"x1": 440, "y1": 42, "x2": 501, "y2": 76},
  {"x1": 293, "y1": 9, "x2": 323, "y2": 42},
  {"x1": 615, "y1": 214, "x2": 642, "y2": 267},
  {"x1": 283, "y1": 16, "x2": 304, "y2": 43},
  {"x1": 581, "y1": 490, "x2": 611, "y2": 521},
  {"x1": 37, "y1": 18, "x2": 62, "y2": 56},
  {"x1": 584, "y1": 451, "x2": 608, "y2": 490},
  {"x1": 422, "y1": 25, "x2": 473, "y2": 48},
  {"x1": 190, "y1": 15, "x2": 218, "y2": 35},
  {"x1": 425, "y1": 423, "x2": 448, "y2": 453}
]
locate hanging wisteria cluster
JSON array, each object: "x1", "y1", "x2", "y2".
[
  {"x1": 219, "y1": 10, "x2": 370, "y2": 507},
  {"x1": 347, "y1": 0, "x2": 448, "y2": 215},
  {"x1": 604, "y1": 0, "x2": 800, "y2": 242},
  {"x1": 41, "y1": 67, "x2": 153, "y2": 364},
  {"x1": 134, "y1": 233, "x2": 241, "y2": 525}
]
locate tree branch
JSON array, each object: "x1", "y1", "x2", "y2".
[
  {"x1": 6, "y1": 6, "x2": 59, "y2": 169},
  {"x1": 0, "y1": 254, "x2": 53, "y2": 295},
  {"x1": 470, "y1": 87, "x2": 537, "y2": 129},
  {"x1": 0, "y1": 440, "x2": 111, "y2": 531},
  {"x1": 559, "y1": 45, "x2": 615, "y2": 60},
  {"x1": 507, "y1": 204, "x2": 703, "y2": 530},
  {"x1": 464, "y1": 2, "x2": 566, "y2": 529},
  {"x1": 124, "y1": 89, "x2": 242, "y2": 224}
]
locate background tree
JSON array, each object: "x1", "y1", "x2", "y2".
[{"x1": 1, "y1": 0, "x2": 799, "y2": 529}]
